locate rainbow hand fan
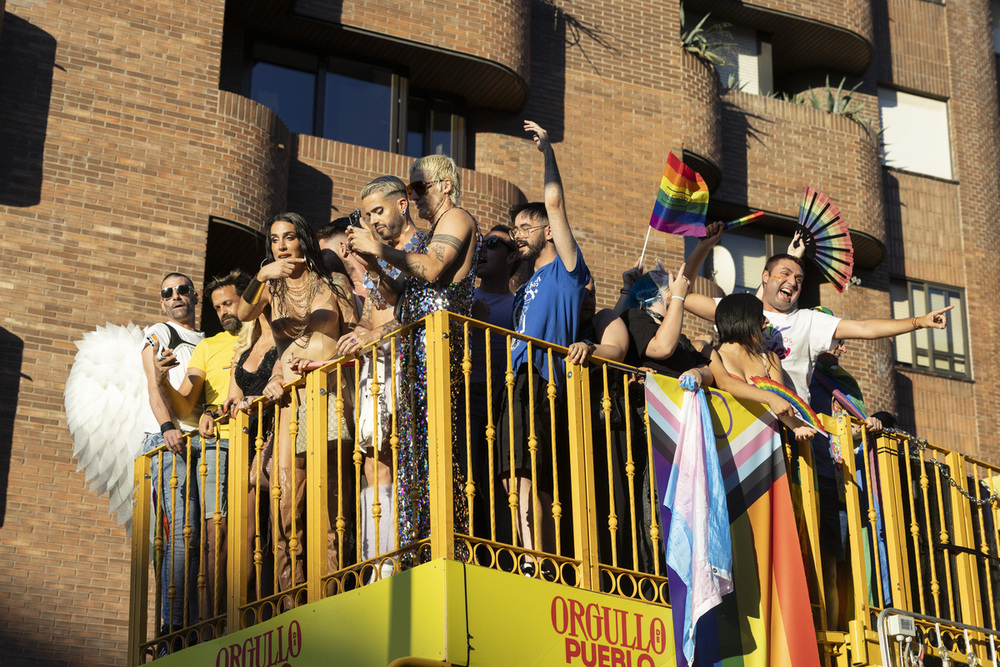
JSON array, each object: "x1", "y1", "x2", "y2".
[
  {"x1": 749, "y1": 376, "x2": 828, "y2": 435},
  {"x1": 796, "y1": 185, "x2": 854, "y2": 292}
]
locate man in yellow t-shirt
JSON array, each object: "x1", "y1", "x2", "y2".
[{"x1": 155, "y1": 270, "x2": 250, "y2": 619}]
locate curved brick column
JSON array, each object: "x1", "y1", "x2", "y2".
[
  {"x1": 686, "y1": 0, "x2": 873, "y2": 75},
  {"x1": 678, "y1": 52, "x2": 723, "y2": 186},
  {"x1": 717, "y1": 90, "x2": 884, "y2": 246},
  {"x1": 213, "y1": 91, "x2": 292, "y2": 233},
  {"x1": 295, "y1": 0, "x2": 530, "y2": 110}
]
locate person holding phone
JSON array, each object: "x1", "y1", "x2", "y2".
[{"x1": 139, "y1": 272, "x2": 204, "y2": 639}]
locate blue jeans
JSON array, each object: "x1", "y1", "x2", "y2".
[{"x1": 143, "y1": 432, "x2": 200, "y2": 631}]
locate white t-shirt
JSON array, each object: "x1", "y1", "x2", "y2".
[
  {"x1": 761, "y1": 308, "x2": 840, "y2": 402},
  {"x1": 141, "y1": 321, "x2": 205, "y2": 433}
]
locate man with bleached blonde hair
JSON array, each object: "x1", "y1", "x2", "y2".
[{"x1": 408, "y1": 154, "x2": 461, "y2": 206}]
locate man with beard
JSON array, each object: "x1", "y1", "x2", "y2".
[
  {"x1": 141, "y1": 272, "x2": 205, "y2": 639},
  {"x1": 501, "y1": 120, "x2": 592, "y2": 568},
  {"x1": 154, "y1": 269, "x2": 251, "y2": 618}
]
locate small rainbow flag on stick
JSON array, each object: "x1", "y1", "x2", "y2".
[
  {"x1": 649, "y1": 152, "x2": 709, "y2": 236},
  {"x1": 750, "y1": 376, "x2": 828, "y2": 434},
  {"x1": 724, "y1": 210, "x2": 764, "y2": 231}
]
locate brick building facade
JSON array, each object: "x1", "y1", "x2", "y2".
[{"x1": 0, "y1": 0, "x2": 997, "y2": 663}]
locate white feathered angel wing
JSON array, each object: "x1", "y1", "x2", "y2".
[{"x1": 64, "y1": 322, "x2": 149, "y2": 533}]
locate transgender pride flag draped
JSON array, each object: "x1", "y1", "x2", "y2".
[
  {"x1": 647, "y1": 373, "x2": 822, "y2": 667},
  {"x1": 662, "y1": 377, "x2": 733, "y2": 665},
  {"x1": 649, "y1": 152, "x2": 709, "y2": 237}
]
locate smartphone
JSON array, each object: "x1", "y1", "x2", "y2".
[
  {"x1": 145, "y1": 333, "x2": 167, "y2": 360},
  {"x1": 349, "y1": 209, "x2": 363, "y2": 228}
]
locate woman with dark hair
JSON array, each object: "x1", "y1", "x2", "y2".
[
  {"x1": 237, "y1": 211, "x2": 359, "y2": 594},
  {"x1": 711, "y1": 292, "x2": 817, "y2": 441}
]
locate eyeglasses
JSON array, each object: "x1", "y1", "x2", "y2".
[
  {"x1": 483, "y1": 236, "x2": 515, "y2": 252},
  {"x1": 160, "y1": 284, "x2": 193, "y2": 299},
  {"x1": 511, "y1": 223, "x2": 549, "y2": 238},
  {"x1": 407, "y1": 179, "x2": 445, "y2": 197}
]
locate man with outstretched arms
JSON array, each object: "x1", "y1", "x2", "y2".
[
  {"x1": 140, "y1": 272, "x2": 204, "y2": 638},
  {"x1": 681, "y1": 224, "x2": 953, "y2": 401}
]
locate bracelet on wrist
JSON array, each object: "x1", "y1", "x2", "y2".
[
  {"x1": 159, "y1": 421, "x2": 176, "y2": 435},
  {"x1": 242, "y1": 277, "x2": 265, "y2": 305},
  {"x1": 912, "y1": 316, "x2": 921, "y2": 330},
  {"x1": 670, "y1": 295, "x2": 686, "y2": 302}
]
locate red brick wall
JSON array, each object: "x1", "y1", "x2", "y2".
[{"x1": 1, "y1": 0, "x2": 999, "y2": 664}]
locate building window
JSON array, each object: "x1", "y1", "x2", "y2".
[
  {"x1": 991, "y1": 0, "x2": 1000, "y2": 54},
  {"x1": 714, "y1": 23, "x2": 773, "y2": 96},
  {"x1": 248, "y1": 43, "x2": 465, "y2": 164},
  {"x1": 877, "y1": 88, "x2": 953, "y2": 179},
  {"x1": 890, "y1": 278, "x2": 969, "y2": 378},
  {"x1": 685, "y1": 229, "x2": 792, "y2": 294}
]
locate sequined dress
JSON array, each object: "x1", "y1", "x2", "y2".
[{"x1": 395, "y1": 218, "x2": 481, "y2": 555}]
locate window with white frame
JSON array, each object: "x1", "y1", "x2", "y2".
[
  {"x1": 890, "y1": 278, "x2": 969, "y2": 378},
  {"x1": 877, "y1": 88, "x2": 953, "y2": 179},
  {"x1": 713, "y1": 24, "x2": 773, "y2": 95}
]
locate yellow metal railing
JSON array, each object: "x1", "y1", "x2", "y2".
[{"x1": 128, "y1": 311, "x2": 1000, "y2": 665}]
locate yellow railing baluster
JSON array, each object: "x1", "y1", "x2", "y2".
[
  {"x1": 227, "y1": 409, "x2": 250, "y2": 633},
  {"x1": 463, "y1": 322, "x2": 475, "y2": 542},
  {"x1": 547, "y1": 349, "x2": 561, "y2": 558},
  {"x1": 919, "y1": 442, "x2": 940, "y2": 617},
  {"x1": 930, "y1": 449, "x2": 955, "y2": 620},
  {"x1": 504, "y1": 336, "x2": 518, "y2": 549},
  {"x1": 485, "y1": 328, "x2": 498, "y2": 543},
  {"x1": 622, "y1": 375, "x2": 639, "y2": 574},
  {"x1": 876, "y1": 432, "x2": 911, "y2": 611},
  {"x1": 902, "y1": 433, "x2": 926, "y2": 614},
  {"x1": 600, "y1": 365, "x2": 617, "y2": 569},
  {"x1": 838, "y1": 413, "x2": 868, "y2": 665},
  {"x1": 566, "y1": 354, "x2": 597, "y2": 590},
  {"x1": 642, "y1": 393, "x2": 660, "y2": 578},
  {"x1": 305, "y1": 366, "x2": 328, "y2": 602},
  {"x1": 128, "y1": 454, "x2": 152, "y2": 667},
  {"x1": 426, "y1": 311, "x2": 455, "y2": 560}
]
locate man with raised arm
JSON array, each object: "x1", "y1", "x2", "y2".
[
  {"x1": 681, "y1": 223, "x2": 953, "y2": 402},
  {"x1": 140, "y1": 272, "x2": 204, "y2": 639},
  {"x1": 345, "y1": 159, "x2": 481, "y2": 559},
  {"x1": 500, "y1": 120, "x2": 592, "y2": 567}
]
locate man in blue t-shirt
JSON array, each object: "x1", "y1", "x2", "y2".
[{"x1": 499, "y1": 120, "x2": 591, "y2": 568}]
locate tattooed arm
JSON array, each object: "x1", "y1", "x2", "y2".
[{"x1": 364, "y1": 208, "x2": 475, "y2": 283}]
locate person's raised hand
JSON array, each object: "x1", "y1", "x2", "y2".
[{"x1": 524, "y1": 120, "x2": 550, "y2": 152}]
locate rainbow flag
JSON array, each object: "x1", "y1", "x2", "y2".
[
  {"x1": 649, "y1": 152, "x2": 710, "y2": 236},
  {"x1": 647, "y1": 373, "x2": 821, "y2": 667}
]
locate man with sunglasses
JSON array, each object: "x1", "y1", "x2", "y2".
[
  {"x1": 498, "y1": 120, "x2": 592, "y2": 567},
  {"x1": 140, "y1": 272, "x2": 204, "y2": 639}
]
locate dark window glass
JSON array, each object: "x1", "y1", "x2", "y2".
[
  {"x1": 250, "y1": 61, "x2": 316, "y2": 135},
  {"x1": 431, "y1": 109, "x2": 453, "y2": 155},
  {"x1": 323, "y1": 61, "x2": 393, "y2": 151},
  {"x1": 406, "y1": 98, "x2": 426, "y2": 158}
]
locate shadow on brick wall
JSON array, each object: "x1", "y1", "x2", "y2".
[
  {"x1": 0, "y1": 13, "x2": 57, "y2": 207},
  {"x1": 0, "y1": 327, "x2": 25, "y2": 528},
  {"x1": 287, "y1": 145, "x2": 334, "y2": 229},
  {"x1": 715, "y1": 100, "x2": 772, "y2": 207}
]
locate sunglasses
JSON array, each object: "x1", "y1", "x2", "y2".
[
  {"x1": 407, "y1": 179, "x2": 444, "y2": 197},
  {"x1": 160, "y1": 284, "x2": 193, "y2": 299},
  {"x1": 484, "y1": 236, "x2": 515, "y2": 252}
]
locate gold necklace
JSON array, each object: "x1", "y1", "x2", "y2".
[{"x1": 276, "y1": 271, "x2": 321, "y2": 341}]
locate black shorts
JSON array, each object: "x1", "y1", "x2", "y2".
[{"x1": 495, "y1": 365, "x2": 559, "y2": 484}]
